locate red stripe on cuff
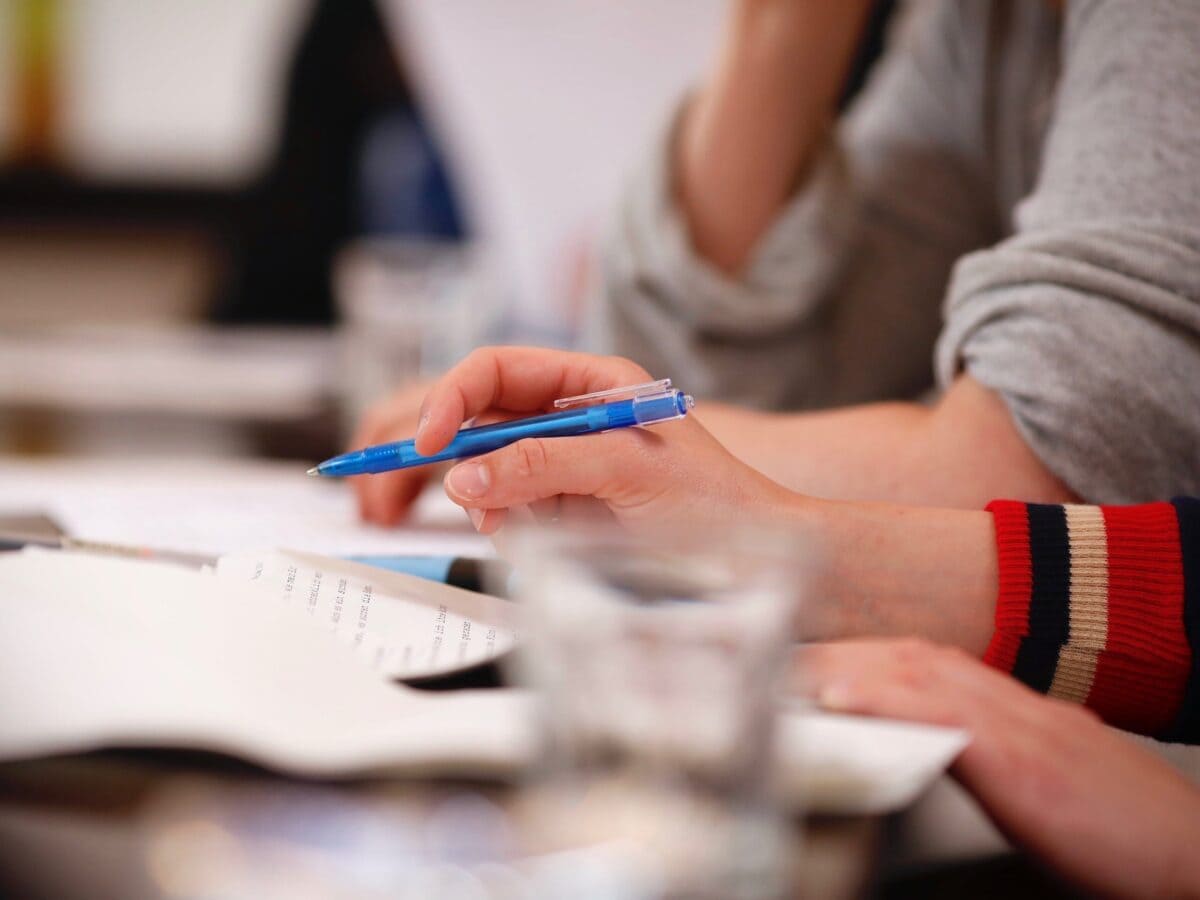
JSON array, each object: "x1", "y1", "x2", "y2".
[
  {"x1": 984, "y1": 500, "x2": 1032, "y2": 675},
  {"x1": 1086, "y1": 503, "x2": 1189, "y2": 736}
]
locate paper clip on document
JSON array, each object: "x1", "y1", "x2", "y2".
[{"x1": 310, "y1": 379, "x2": 695, "y2": 477}]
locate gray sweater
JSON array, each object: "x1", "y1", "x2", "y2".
[{"x1": 592, "y1": 0, "x2": 1200, "y2": 504}]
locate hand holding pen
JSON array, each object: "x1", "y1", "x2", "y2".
[
  {"x1": 338, "y1": 347, "x2": 800, "y2": 536},
  {"x1": 313, "y1": 377, "x2": 693, "y2": 477}
]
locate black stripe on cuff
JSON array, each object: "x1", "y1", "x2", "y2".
[
  {"x1": 1012, "y1": 503, "x2": 1071, "y2": 694},
  {"x1": 1167, "y1": 497, "x2": 1200, "y2": 743}
]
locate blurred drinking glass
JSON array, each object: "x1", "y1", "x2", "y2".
[
  {"x1": 504, "y1": 523, "x2": 804, "y2": 899},
  {"x1": 334, "y1": 238, "x2": 501, "y2": 437}
]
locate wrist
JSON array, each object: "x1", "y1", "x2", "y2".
[
  {"x1": 679, "y1": 0, "x2": 874, "y2": 273},
  {"x1": 747, "y1": 477, "x2": 823, "y2": 535},
  {"x1": 757, "y1": 493, "x2": 850, "y2": 641},
  {"x1": 791, "y1": 497, "x2": 860, "y2": 641},
  {"x1": 791, "y1": 498, "x2": 998, "y2": 652}
]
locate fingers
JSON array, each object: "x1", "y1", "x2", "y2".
[
  {"x1": 442, "y1": 429, "x2": 648, "y2": 512},
  {"x1": 353, "y1": 412, "x2": 526, "y2": 526},
  {"x1": 415, "y1": 347, "x2": 651, "y2": 455},
  {"x1": 349, "y1": 380, "x2": 434, "y2": 451},
  {"x1": 470, "y1": 507, "x2": 507, "y2": 535},
  {"x1": 798, "y1": 638, "x2": 1026, "y2": 731},
  {"x1": 348, "y1": 382, "x2": 434, "y2": 525},
  {"x1": 347, "y1": 347, "x2": 655, "y2": 526},
  {"x1": 352, "y1": 471, "x2": 428, "y2": 526},
  {"x1": 528, "y1": 496, "x2": 564, "y2": 524},
  {"x1": 799, "y1": 639, "x2": 1098, "y2": 792}
]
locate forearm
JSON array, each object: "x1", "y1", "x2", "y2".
[
  {"x1": 678, "y1": 0, "x2": 871, "y2": 273},
  {"x1": 795, "y1": 497, "x2": 998, "y2": 655},
  {"x1": 800, "y1": 487, "x2": 1200, "y2": 743},
  {"x1": 696, "y1": 399, "x2": 933, "y2": 500},
  {"x1": 696, "y1": 376, "x2": 1077, "y2": 508}
]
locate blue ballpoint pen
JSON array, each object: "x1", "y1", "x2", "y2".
[{"x1": 308, "y1": 379, "x2": 695, "y2": 478}]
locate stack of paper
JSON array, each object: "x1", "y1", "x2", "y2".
[
  {"x1": 213, "y1": 549, "x2": 518, "y2": 681},
  {"x1": 0, "y1": 549, "x2": 967, "y2": 814},
  {"x1": 0, "y1": 458, "x2": 487, "y2": 558}
]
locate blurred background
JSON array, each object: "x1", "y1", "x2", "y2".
[
  {"x1": 0, "y1": 0, "x2": 725, "y2": 464},
  {"x1": 0, "y1": 0, "x2": 896, "y2": 467}
]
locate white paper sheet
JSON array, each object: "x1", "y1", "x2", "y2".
[
  {"x1": 0, "y1": 549, "x2": 530, "y2": 778},
  {"x1": 0, "y1": 550, "x2": 968, "y2": 814},
  {"x1": 214, "y1": 549, "x2": 517, "y2": 680},
  {"x1": 779, "y1": 708, "x2": 970, "y2": 815},
  {"x1": 0, "y1": 458, "x2": 489, "y2": 558}
]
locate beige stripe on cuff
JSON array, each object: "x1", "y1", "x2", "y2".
[{"x1": 1048, "y1": 505, "x2": 1109, "y2": 704}]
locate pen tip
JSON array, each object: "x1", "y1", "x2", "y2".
[{"x1": 306, "y1": 467, "x2": 320, "y2": 477}]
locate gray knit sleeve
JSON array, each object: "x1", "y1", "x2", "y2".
[
  {"x1": 589, "y1": 1, "x2": 998, "y2": 410},
  {"x1": 935, "y1": 0, "x2": 1200, "y2": 503},
  {"x1": 588, "y1": 114, "x2": 856, "y2": 408}
]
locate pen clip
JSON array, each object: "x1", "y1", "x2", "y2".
[{"x1": 553, "y1": 378, "x2": 675, "y2": 409}]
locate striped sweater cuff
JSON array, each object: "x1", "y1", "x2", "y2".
[{"x1": 983, "y1": 499, "x2": 1196, "y2": 740}]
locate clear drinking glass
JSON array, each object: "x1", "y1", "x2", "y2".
[
  {"x1": 503, "y1": 523, "x2": 805, "y2": 899},
  {"x1": 333, "y1": 238, "x2": 502, "y2": 436}
]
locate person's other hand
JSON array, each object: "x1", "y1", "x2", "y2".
[
  {"x1": 801, "y1": 639, "x2": 1200, "y2": 899},
  {"x1": 414, "y1": 346, "x2": 799, "y2": 536},
  {"x1": 349, "y1": 380, "x2": 442, "y2": 526}
]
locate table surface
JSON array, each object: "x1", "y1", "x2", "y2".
[
  {"x1": 0, "y1": 455, "x2": 940, "y2": 897},
  {"x1": 0, "y1": 753, "x2": 880, "y2": 899}
]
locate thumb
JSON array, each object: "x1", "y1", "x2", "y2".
[{"x1": 442, "y1": 431, "x2": 645, "y2": 510}]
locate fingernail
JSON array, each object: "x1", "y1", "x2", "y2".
[
  {"x1": 448, "y1": 462, "x2": 490, "y2": 498},
  {"x1": 817, "y1": 682, "x2": 854, "y2": 711},
  {"x1": 415, "y1": 411, "x2": 430, "y2": 440},
  {"x1": 468, "y1": 508, "x2": 485, "y2": 530}
]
